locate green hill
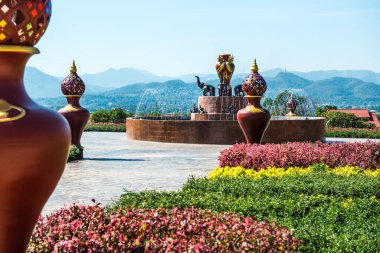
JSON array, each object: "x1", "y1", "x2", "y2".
[
  {"x1": 305, "y1": 77, "x2": 380, "y2": 105},
  {"x1": 33, "y1": 72, "x2": 380, "y2": 113}
]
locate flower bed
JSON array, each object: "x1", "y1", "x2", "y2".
[
  {"x1": 28, "y1": 206, "x2": 300, "y2": 253},
  {"x1": 209, "y1": 164, "x2": 380, "y2": 179},
  {"x1": 113, "y1": 174, "x2": 380, "y2": 252},
  {"x1": 219, "y1": 142, "x2": 380, "y2": 170}
]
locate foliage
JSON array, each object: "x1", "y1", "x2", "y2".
[
  {"x1": 218, "y1": 142, "x2": 380, "y2": 170},
  {"x1": 315, "y1": 105, "x2": 337, "y2": 117},
  {"x1": 209, "y1": 164, "x2": 380, "y2": 180},
  {"x1": 325, "y1": 111, "x2": 375, "y2": 129},
  {"x1": 28, "y1": 205, "x2": 300, "y2": 252},
  {"x1": 326, "y1": 129, "x2": 380, "y2": 139},
  {"x1": 263, "y1": 90, "x2": 314, "y2": 116},
  {"x1": 90, "y1": 108, "x2": 132, "y2": 124},
  {"x1": 67, "y1": 145, "x2": 83, "y2": 162},
  {"x1": 90, "y1": 109, "x2": 110, "y2": 123},
  {"x1": 109, "y1": 108, "x2": 128, "y2": 123},
  {"x1": 112, "y1": 174, "x2": 380, "y2": 252},
  {"x1": 85, "y1": 123, "x2": 126, "y2": 132}
]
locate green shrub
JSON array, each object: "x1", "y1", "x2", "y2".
[
  {"x1": 326, "y1": 129, "x2": 380, "y2": 139},
  {"x1": 85, "y1": 124, "x2": 126, "y2": 132},
  {"x1": 90, "y1": 108, "x2": 132, "y2": 123},
  {"x1": 325, "y1": 111, "x2": 375, "y2": 129},
  {"x1": 67, "y1": 145, "x2": 83, "y2": 162},
  {"x1": 90, "y1": 110, "x2": 110, "y2": 123},
  {"x1": 316, "y1": 105, "x2": 337, "y2": 117},
  {"x1": 109, "y1": 108, "x2": 127, "y2": 123},
  {"x1": 263, "y1": 90, "x2": 313, "y2": 116},
  {"x1": 112, "y1": 173, "x2": 380, "y2": 252}
]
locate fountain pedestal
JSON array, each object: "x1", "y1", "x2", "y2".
[
  {"x1": 127, "y1": 95, "x2": 325, "y2": 144},
  {"x1": 126, "y1": 57, "x2": 325, "y2": 144},
  {"x1": 191, "y1": 96, "x2": 246, "y2": 121}
]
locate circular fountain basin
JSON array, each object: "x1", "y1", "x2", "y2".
[{"x1": 126, "y1": 116, "x2": 325, "y2": 144}]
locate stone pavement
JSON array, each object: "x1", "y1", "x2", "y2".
[
  {"x1": 43, "y1": 132, "x2": 229, "y2": 215},
  {"x1": 43, "y1": 132, "x2": 379, "y2": 215}
]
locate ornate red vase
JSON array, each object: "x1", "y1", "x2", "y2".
[
  {"x1": 59, "y1": 62, "x2": 90, "y2": 157},
  {"x1": 0, "y1": 2, "x2": 71, "y2": 252},
  {"x1": 216, "y1": 54, "x2": 235, "y2": 96},
  {"x1": 237, "y1": 59, "x2": 271, "y2": 144}
]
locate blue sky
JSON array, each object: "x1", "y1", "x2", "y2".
[{"x1": 29, "y1": 0, "x2": 380, "y2": 76}]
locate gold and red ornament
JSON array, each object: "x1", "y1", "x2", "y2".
[
  {"x1": 216, "y1": 53, "x2": 235, "y2": 96},
  {"x1": 0, "y1": 1, "x2": 71, "y2": 252},
  {"x1": 61, "y1": 60, "x2": 85, "y2": 96},
  {"x1": 59, "y1": 61, "x2": 90, "y2": 157},
  {"x1": 0, "y1": 0, "x2": 52, "y2": 45},
  {"x1": 237, "y1": 59, "x2": 271, "y2": 144}
]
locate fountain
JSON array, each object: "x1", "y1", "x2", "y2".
[{"x1": 127, "y1": 56, "x2": 325, "y2": 144}]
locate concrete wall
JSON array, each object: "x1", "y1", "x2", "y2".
[{"x1": 127, "y1": 117, "x2": 326, "y2": 145}]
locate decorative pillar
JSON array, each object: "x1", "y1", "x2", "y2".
[
  {"x1": 237, "y1": 59, "x2": 271, "y2": 144},
  {"x1": 59, "y1": 61, "x2": 90, "y2": 159},
  {"x1": 0, "y1": 1, "x2": 71, "y2": 252}
]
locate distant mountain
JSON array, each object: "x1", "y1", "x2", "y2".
[
  {"x1": 176, "y1": 74, "x2": 217, "y2": 83},
  {"x1": 266, "y1": 72, "x2": 312, "y2": 90},
  {"x1": 304, "y1": 77, "x2": 380, "y2": 105},
  {"x1": 24, "y1": 67, "x2": 109, "y2": 98},
  {"x1": 261, "y1": 68, "x2": 285, "y2": 78},
  {"x1": 81, "y1": 68, "x2": 171, "y2": 88},
  {"x1": 106, "y1": 80, "x2": 192, "y2": 95},
  {"x1": 292, "y1": 70, "x2": 380, "y2": 84},
  {"x1": 35, "y1": 72, "x2": 380, "y2": 112},
  {"x1": 176, "y1": 69, "x2": 284, "y2": 83},
  {"x1": 24, "y1": 67, "x2": 62, "y2": 98},
  {"x1": 27, "y1": 66, "x2": 380, "y2": 111}
]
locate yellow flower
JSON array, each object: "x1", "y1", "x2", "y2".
[
  {"x1": 208, "y1": 166, "x2": 380, "y2": 180},
  {"x1": 328, "y1": 166, "x2": 363, "y2": 176},
  {"x1": 364, "y1": 169, "x2": 380, "y2": 177},
  {"x1": 341, "y1": 198, "x2": 353, "y2": 208},
  {"x1": 140, "y1": 223, "x2": 147, "y2": 231}
]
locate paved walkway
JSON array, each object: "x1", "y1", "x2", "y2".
[
  {"x1": 43, "y1": 133, "x2": 379, "y2": 215},
  {"x1": 43, "y1": 132, "x2": 229, "y2": 215}
]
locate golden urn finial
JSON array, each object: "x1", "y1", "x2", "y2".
[
  {"x1": 251, "y1": 58, "x2": 259, "y2": 72},
  {"x1": 70, "y1": 60, "x2": 77, "y2": 73}
]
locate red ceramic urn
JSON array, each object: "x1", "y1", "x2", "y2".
[
  {"x1": 59, "y1": 61, "x2": 90, "y2": 157},
  {"x1": 0, "y1": 1, "x2": 71, "y2": 252},
  {"x1": 237, "y1": 59, "x2": 271, "y2": 144}
]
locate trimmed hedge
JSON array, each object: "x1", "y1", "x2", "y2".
[
  {"x1": 112, "y1": 173, "x2": 380, "y2": 252},
  {"x1": 219, "y1": 142, "x2": 380, "y2": 170},
  {"x1": 326, "y1": 129, "x2": 380, "y2": 139},
  {"x1": 85, "y1": 123, "x2": 126, "y2": 132},
  {"x1": 209, "y1": 164, "x2": 380, "y2": 180}
]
